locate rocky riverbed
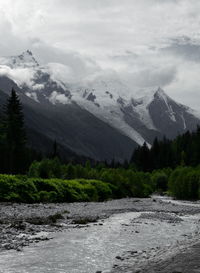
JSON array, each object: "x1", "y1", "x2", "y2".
[{"x1": 0, "y1": 197, "x2": 199, "y2": 272}]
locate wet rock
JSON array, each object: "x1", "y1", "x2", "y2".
[
  {"x1": 115, "y1": 256, "x2": 123, "y2": 260},
  {"x1": 2, "y1": 243, "x2": 11, "y2": 250},
  {"x1": 130, "y1": 250, "x2": 138, "y2": 255},
  {"x1": 16, "y1": 247, "x2": 22, "y2": 252}
]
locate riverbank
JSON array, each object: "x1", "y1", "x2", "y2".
[
  {"x1": 0, "y1": 197, "x2": 199, "y2": 272},
  {"x1": 133, "y1": 242, "x2": 200, "y2": 273}
]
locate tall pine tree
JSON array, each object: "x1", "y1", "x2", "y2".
[{"x1": 5, "y1": 89, "x2": 27, "y2": 173}]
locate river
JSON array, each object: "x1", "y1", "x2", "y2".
[{"x1": 0, "y1": 204, "x2": 199, "y2": 273}]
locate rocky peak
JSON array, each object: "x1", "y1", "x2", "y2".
[{"x1": 0, "y1": 50, "x2": 39, "y2": 69}]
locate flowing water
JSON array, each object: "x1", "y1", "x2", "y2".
[{"x1": 0, "y1": 208, "x2": 199, "y2": 273}]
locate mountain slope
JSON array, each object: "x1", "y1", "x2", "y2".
[
  {"x1": 148, "y1": 88, "x2": 200, "y2": 138},
  {"x1": 0, "y1": 75, "x2": 137, "y2": 161},
  {"x1": 0, "y1": 50, "x2": 199, "y2": 161}
]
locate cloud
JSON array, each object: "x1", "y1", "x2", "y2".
[
  {"x1": 0, "y1": 0, "x2": 200, "y2": 109},
  {"x1": 49, "y1": 91, "x2": 70, "y2": 105},
  {"x1": 0, "y1": 65, "x2": 35, "y2": 87},
  {"x1": 125, "y1": 67, "x2": 177, "y2": 90},
  {"x1": 162, "y1": 38, "x2": 200, "y2": 63}
]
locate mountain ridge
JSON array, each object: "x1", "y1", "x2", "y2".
[{"x1": 0, "y1": 51, "x2": 199, "y2": 160}]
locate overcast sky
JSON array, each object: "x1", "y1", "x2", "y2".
[{"x1": 0, "y1": 0, "x2": 200, "y2": 110}]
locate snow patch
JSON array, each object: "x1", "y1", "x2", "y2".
[
  {"x1": 0, "y1": 50, "x2": 39, "y2": 69},
  {"x1": 156, "y1": 88, "x2": 176, "y2": 122},
  {"x1": 180, "y1": 113, "x2": 186, "y2": 130},
  {"x1": 73, "y1": 96, "x2": 147, "y2": 146}
]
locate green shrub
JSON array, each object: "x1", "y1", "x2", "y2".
[
  {"x1": 0, "y1": 174, "x2": 37, "y2": 202},
  {"x1": 152, "y1": 171, "x2": 168, "y2": 192},
  {"x1": 89, "y1": 180, "x2": 113, "y2": 201},
  {"x1": 28, "y1": 158, "x2": 63, "y2": 179},
  {"x1": 168, "y1": 167, "x2": 200, "y2": 200}
]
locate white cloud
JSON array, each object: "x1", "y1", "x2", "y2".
[
  {"x1": 49, "y1": 91, "x2": 70, "y2": 104},
  {"x1": 0, "y1": 0, "x2": 200, "y2": 109},
  {"x1": 0, "y1": 65, "x2": 35, "y2": 87}
]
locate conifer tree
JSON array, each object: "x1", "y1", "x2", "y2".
[
  {"x1": 0, "y1": 113, "x2": 6, "y2": 172},
  {"x1": 52, "y1": 139, "x2": 58, "y2": 158},
  {"x1": 140, "y1": 142, "x2": 151, "y2": 172},
  {"x1": 5, "y1": 88, "x2": 26, "y2": 173}
]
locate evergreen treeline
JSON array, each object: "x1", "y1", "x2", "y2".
[
  {"x1": 131, "y1": 129, "x2": 200, "y2": 171},
  {"x1": 0, "y1": 89, "x2": 40, "y2": 174}
]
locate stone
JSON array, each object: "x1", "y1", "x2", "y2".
[{"x1": 115, "y1": 256, "x2": 123, "y2": 260}]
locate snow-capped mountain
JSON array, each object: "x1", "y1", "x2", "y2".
[
  {"x1": 0, "y1": 50, "x2": 199, "y2": 161},
  {"x1": 0, "y1": 50, "x2": 39, "y2": 68}
]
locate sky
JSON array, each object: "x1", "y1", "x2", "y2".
[{"x1": 0, "y1": 0, "x2": 200, "y2": 110}]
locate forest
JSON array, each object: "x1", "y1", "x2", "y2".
[{"x1": 0, "y1": 89, "x2": 200, "y2": 202}]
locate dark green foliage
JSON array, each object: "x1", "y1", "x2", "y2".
[
  {"x1": 1, "y1": 159, "x2": 200, "y2": 202},
  {"x1": 0, "y1": 89, "x2": 40, "y2": 174},
  {"x1": 0, "y1": 175, "x2": 115, "y2": 203},
  {"x1": 89, "y1": 180, "x2": 113, "y2": 201},
  {"x1": 152, "y1": 171, "x2": 168, "y2": 192},
  {"x1": 65, "y1": 163, "x2": 76, "y2": 179},
  {"x1": 28, "y1": 158, "x2": 63, "y2": 179},
  {"x1": 0, "y1": 157, "x2": 158, "y2": 203},
  {"x1": 28, "y1": 159, "x2": 155, "y2": 199},
  {"x1": 4, "y1": 89, "x2": 27, "y2": 173},
  {"x1": 131, "y1": 127, "x2": 200, "y2": 171},
  {"x1": 168, "y1": 167, "x2": 200, "y2": 200},
  {"x1": 0, "y1": 174, "x2": 37, "y2": 202}
]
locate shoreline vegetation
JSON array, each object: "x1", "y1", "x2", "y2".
[
  {"x1": 0, "y1": 90, "x2": 200, "y2": 204},
  {"x1": 0, "y1": 161, "x2": 199, "y2": 203}
]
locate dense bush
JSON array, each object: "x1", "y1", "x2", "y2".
[
  {"x1": 1, "y1": 162, "x2": 200, "y2": 202},
  {"x1": 27, "y1": 159, "x2": 155, "y2": 200},
  {"x1": 131, "y1": 128, "x2": 200, "y2": 171},
  {"x1": 168, "y1": 167, "x2": 200, "y2": 200},
  {"x1": 0, "y1": 175, "x2": 115, "y2": 203},
  {"x1": 0, "y1": 174, "x2": 37, "y2": 202},
  {"x1": 151, "y1": 171, "x2": 168, "y2": 192},
  {"x1": 0, "y1": 159, "x2": 157, "y2": 203},
  {"x1": 5, "y1": 159, "x2": 200, "y2": 203},
  {"x1": 28, "y1": 158, "x2": 63, "y2": 179}
]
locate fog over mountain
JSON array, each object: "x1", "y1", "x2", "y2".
[
  {"x1": 0, "y1": 50, "x2": 199, "y2": 161},
  {"x1": 0, "y1": 0, "x2": 200, "y2": 110},
  {"x1": 0, "y1": 0, "x2": 200, "y2": 160}
]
